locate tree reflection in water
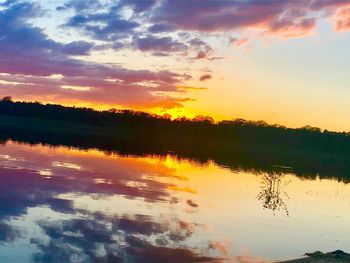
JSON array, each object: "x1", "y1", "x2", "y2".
[{"x1": 257, "y1": 172, "x2": 290, "y2": 216}]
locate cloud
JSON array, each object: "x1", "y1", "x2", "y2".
[
  {"x1": 0, "y1": 141, "x2": 227, "y2": 263},
  {"x1": 177, "y1": 86, "x2": 207, "y2": 91},
  {"x1": 133, "y1": 36, "x2": 187, "y2": 54},
  {"x1": 147, "y1": 0, "x2": 350, "y2": 38},
  {"x1": 334, "y1": 6, "x2": 350, "y2": 31},
  {"x1": 199, "y1": 74, "x2": 212, "y2": 81},
  {"x1": 64, "y1": 6, "x2": 139, "y2": 41},
  {"x1": 230, "y1": 37, "x2": 249, "y2": 47},
  {"x1": 3, "y1": 0, "x2": 350, "y2": 111},
  {"x1": 0, "y1": 1, "x2": 196, "y2": 110},
  {"x1": 61, "y1": 0, "x2": 350, "y2": 57},
  {"x1": 118, "y1": 0, "x2": 158, "y2": 12},
  {"x1": 148, "y1": 23, "x2": 175, "y2": 33},
  {"x1": 63, "y1": 0, "x2": 105, "y2": 12},
  {"x1": 61, "y1": 41, "x2": 95, "y2": 56},
  {"x1": 266, "y1": 15, "x2": 317, "y2": 38},
  {"x1": 0, "y1": 71, "x2": 193, "y2": 109},
  {"x1": 62, "y1": 1, "x2": 220, "y2": 59},
  {"x1": 185, "y1": 39, "x2": 224, "y2": 61}
]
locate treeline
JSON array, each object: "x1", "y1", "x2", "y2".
[
  {"x1": 0, "y1": 96, "x2": 350, "y2": 156},
  {"x1": 2, "y1": 97, "x2": 350, "y2": 179}
]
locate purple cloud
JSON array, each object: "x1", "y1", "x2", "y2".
[
  {"x1": 0, "y1": 1, "x2": 193, "y2": 109},
  {"x1": 148, "y1": 23, "x2": 175, "y2": 33},
  {"x1": 61, "y1": 0, "x2": 350, "y2": 52},
  {"x1": 133, "y1": 36, "x2": 187, "y2": 53},
  {"x1": 61, "y1": 41, "x2": 94, "y2": 56},
  {"x1": 146, "y1": 0, "x2": 350, "y2": 37},
  {"x1": 59, "y1": 0, "x2": 350, "y2": 64},
  {"x1": 65, "y1": 7, "x2": 139, "y2": 41}
]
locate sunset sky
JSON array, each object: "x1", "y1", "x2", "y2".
[{"x1": 1, "y1": 0, "x2": 350, "y2": 130}]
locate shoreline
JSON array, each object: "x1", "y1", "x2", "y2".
[
  {"x1": 2, "y1": 115, "x2": 350, "y2": 178},
  {"x1": 276, "y1": 250, "x2": 350, "y2": 263}
]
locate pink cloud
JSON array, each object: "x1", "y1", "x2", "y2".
[
  {"x1": 149, "y1": 0, "x2": 350, "y2": 39},
  {"x1": 334, "y1": 6, "x2": 350, "y2": 31},
  {"x1": 266, "y1": 17, "x2": 317, "y2": 38},
  {"x1": 0, "y1": 74, "x2": 192, "y2": 109},
  {"x1": 231, "y1": 37, "x2": 249, "y2": 47}
]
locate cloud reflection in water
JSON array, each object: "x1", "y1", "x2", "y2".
[{"x1": 0, "y1": 141, "x2": 225, "y2": 262}]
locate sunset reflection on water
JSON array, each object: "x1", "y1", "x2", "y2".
[{"x1": 0, "y1": 141, "x2": 350, "y2": 262}]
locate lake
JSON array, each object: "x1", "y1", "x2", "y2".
[{"x1": 0, "y1": 140, "x2": 349, "y2": 263}]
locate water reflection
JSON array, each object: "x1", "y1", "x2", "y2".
[
  {"x1": 31, "y1": 215, "x2": 214, "y2": 263},
  {"x1": 0, "y1": 141, "x2": 226, "y2": 262},
  {"x1": 0, "y1": 141, "x2": 349, "y2": 262},
  {"x1": 257, "y1": 173, "x2": 290, "y2": 216}
]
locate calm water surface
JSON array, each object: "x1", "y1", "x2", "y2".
[{"x1": 0, "y1": 141, "x2": 349, "y2": 262}]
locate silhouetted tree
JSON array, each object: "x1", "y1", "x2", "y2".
[{"x1": 1, "y1": 96, "x2": 12, "y2": 102}]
